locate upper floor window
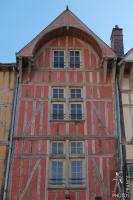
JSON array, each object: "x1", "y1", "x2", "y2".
[
  {"x1": 70, "y1": 88, "x2": 81, "y2": 99},
  {"x1": 53, "y1": 88, "x2": 64, "y2": 99},
  {"x1": 70, "y1": 50, "x2": 80, "y2": 68},
  {"x1": 51, "y1": 161, "x2": 64, "y2": 185},
  {"x1": 52, "y1": 142, "x2": 64, "y2": 154},
  {"x1": 53, "y1": 50, "x2": 64, "y2": 68},
  {"x1": 70, "y1": 104, "x2": 82, "y2": 120},
  {"x1": 71, "y1": 142, "x2": 83, "y2": 154},
  {"x1": 52, "y1": 104, "x2": 64, "y2": 120},
  {"x1": 70, "y1": 160, "x2": 82, "y2": 184},
  {"x1": 128, "y1": 164, "x2": 133, "y2": 180}
]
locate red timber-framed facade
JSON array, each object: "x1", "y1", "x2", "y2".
[{"x1": 6, "y1": 8, "x2": 119, "y2": 200}]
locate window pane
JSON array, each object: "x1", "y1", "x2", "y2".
[
  {"x1": 51, "y1": 161, "x2": 63, "y2": 185},
  {"x1": 52, "y1": 143, "x2": 64, "y2": 154},
  {"x1": 70, "y1": 89, "x2": 81, "y2": 98},
  {"x1": 70, "y1": 51, "x2": 80, "y2": 68},
  {"x1": 52, "y1": 104, "x2": 64, "y2": 120},
  {"x1": 128, "y1": 165, "x2": 133, "y2": 180},
  {"x1": 53, "y1": 88, "x2": 64, "y2": 98},
  {"x1": 70, "y1": 104, "x2": 82, "y2": 119},
  {"x1": 53, "y1": 51, "x2": 64, "y2": 68},
  {"x1": 71, "y1": 142, "x2": 82, "y2": 154},
  {"x1": 71, "y1": 160, "x2": 82, "y2": 184}
]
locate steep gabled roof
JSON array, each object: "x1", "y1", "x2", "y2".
[
  {"x1": 119, "y1": 48, "x2": 133, "y2": 65},
  {"x1": 17, "y1": 8, "x2": 116, "y2": 58}
]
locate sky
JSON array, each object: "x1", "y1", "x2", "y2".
[{"x1": 0, "y1": 0, "x2": 132, "y2": 63}]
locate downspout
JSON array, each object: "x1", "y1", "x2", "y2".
[
  {"x1": 3, "y1": 71, "x2": 19, "y2": 200},
  {"x1": 115, "y1": 72, "x2": 125, "y2": 199}
]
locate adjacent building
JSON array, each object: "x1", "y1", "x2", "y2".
[
  {"x1": 119, "y1": 49, "x2": 133, "y2": 199},
  {"x1": 0, "y1": 64, "x2": 16, "y2": 198}
]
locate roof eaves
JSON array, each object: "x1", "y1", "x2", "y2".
[
  {"x1": 16, "y1": 9, "x2": 68, "y2": 56},
  {"x1": 68, "y1": 10, "x2": 116, "y2": 57},
  {"x1": 118, "y1": 48, "x2": 133, "y2": 65}
]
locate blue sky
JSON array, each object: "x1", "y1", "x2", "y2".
[{"x1": 0, "y1": 0, "x2": 132, "y2": 63}]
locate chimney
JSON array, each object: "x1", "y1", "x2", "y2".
[{"x1": 111, "y1": 25, "x2": 124, "y2": 57}]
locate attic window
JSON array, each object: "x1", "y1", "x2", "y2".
[
  {"x1": 53, "y1": 50, "x2": 64, "y2": 68},
  {"x1": 69, "y1": 51, "x2": 80, "y2": 68}
]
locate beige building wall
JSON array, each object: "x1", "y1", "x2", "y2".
[
  {"x1": 0, "y1": 65, "x2": 16, "y2": 197},
  {"x1": 120, "y1": 63, "x2": 133, "y2": 199}
]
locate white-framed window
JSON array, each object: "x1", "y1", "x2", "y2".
[
  {"x1": 52, "y1": 142, "x2": 64, "y2": 154},
  {"x1": 71, "y1": 142, "x2": 83, "y2": 154},
  {"x1": 53, "y1": 50, "x2": 64, "y2": 68},
  {"x1": 70, "y1": 103, "x2": 82, "y2": 120},
  {"x1": 52, "y1": 88, "x2": 64, "y2": 99},
  {"x1": 69, "y1": 50, "x2": 80, "y2": 68},
  {"x1": 70, "y1": 88, "x2": 81, "y2": 99},
  {"x1": 70, "y1": 160, "x2": 83, "y2": 184},
  {"x1": 49, "y1": 141, "x2": 85, "y2": 188},
  {"x1": 128, "y1": 164, "x2": 133, "y2": 180},
  {"x1": 50, "y1": 160, "x2": 64, "y2": 185},
  {"x1": 52, "y1": 103, "x2": 64, "y2": 120}
]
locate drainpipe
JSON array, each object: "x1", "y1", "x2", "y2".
[
  {"x1": 3, "y1": 71, "x2": 19, "y2": 200},
  {"x1": 115, "y1": 74, "x2": 125, "y2": 199}
]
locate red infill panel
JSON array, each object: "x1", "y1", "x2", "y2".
[
  {"x1": 59, "y1": 71, "x2": 66, "y2": 82},
  {"x1": 68, "y1": 36, "x2": 74, "y2": 46},
  {"x1": 91, "y1": 51, "x2": 97, "y2": 67},
  {"x1": 88, "y1": 158, "x2": 94, "y2": 199},
  {"x1": 86, "y1": 101, "x2": 92, "y2": 134},
  {"x1": 77, "y1": 71, "x2": 83, "y2": 82},
  {"x1": 17, "y1": 101, "x2": 25, "y2": 136},
  {"x1": 84, "y1": 49, "x2": 90, "y2": 67},
  {"x1": 108, "y1": 102, "x2": 114, "y2": 135},
  {"x1": 60, "y1": 37, "x2": 66, "y2": 47},
  {"x1": 36, "y1": 52, "x2": 43, "y2": 68},
  {"x1": 45, "y1": 48, "x2": 50, "y2": 68},
  {"x1": 42, "y1": 102, "x2": 48, "y2": 135}
]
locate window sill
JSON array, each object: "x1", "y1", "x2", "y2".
[
  {"x1": 48, "y1": 185, "x2": 86, "y2": 190},
  {"x1": 49, "y1": 154, "x2": 66, "y2": 159},
  {"x1": 50, "y1": 119, "x2": 85, "y2": 122},
  {"x1": 51, "y1": 98, "x2": 66, "y2": 102},
  {"x1": 69, "y1": 98, "x2": 83, "y2": 102},
  {"x1": 69, "y1": 153, "x2": 85, "y2": 158}
]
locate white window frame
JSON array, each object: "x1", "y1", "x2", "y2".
[
  {"x1": 52, "y1": 87, "x2": 65, "y2": 99},
  {"x1": 52, "y1": 50, "x2": 65, "y2": 68},
  {"x1": 52, "y1": 103, "x2": 65, "y2": 120},
  {"x1": 49, "y1": 160, "x2": 65, "y2": 186},
  {"x1": 51, "y1": 141, "x2": 64, "y2": 155},
  {"x1": 70, "y1": 88, "x2": 82, "y2": 99},
  {"x1": 128, "y1": 164, "x2": 133, "y2": 180},
  {"x1": 70, "y1": 103, "x2": 83, "y2": 120},
  {"x1": 69, "y1": 159, "x2": 85, "y2": 185},
  {"x1": 69, "y1": 50, "x2": 81, "y2": 68},
  {"x1": 70, "y1": 141, "x2": 83, "y2": 154}
]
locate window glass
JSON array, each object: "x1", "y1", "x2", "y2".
[
  {"x1": 70, "y1": 51, "x2": 80, "y2": 68},
  {"x1": 53, "y1": 88, "x2": 64, "y2": 98},
  {"x1": 52, "y1": 104, "x2": 64, "y2": 120},
  {"x1": 53, "y1": 51, "x2": 64, "y2": 68},
  {"x1": 128, "y1": 165, "x2": 133, "y2": 180},
  {"x1": 70, "y1": 104, "x2": 82, "y2": 120},
  {"x1": 71, "y1": 160, "x2": 82, "y2": 184},
  {"x1": 52, "y1": 142, "x2": 64, "y2": 154},
  {"x1": 70, "y1": 89, "x2": 81, "y2": 98},
  {"x1": 71, "y1": 142, "x2": 82, "y2": 154},
  {"x1": 51, "y1": 161, "x2": 63, "y2": 185}
]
